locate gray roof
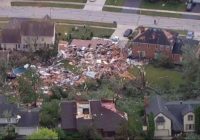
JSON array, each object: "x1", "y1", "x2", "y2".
[
  {"x1": 0, "y1": 103, "x2": 18, "y2": 117},
  {"x1": 146, "y1": 95, "x2": 182, "y2": 131},
  {"x1": 21, "y1": 21, "x2": 54, "y2": 36},
  {"x1": 0, "y1": 95, "x2": 6, "y2": 103},
  {"x1": 17, "y1": 111, "x2": 39, "y2": 127},
  {"x1": 1, "y1": 29, "x2": 21, "y2": 43}
]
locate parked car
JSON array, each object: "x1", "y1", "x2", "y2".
[
  {"x1": 186, "y1": 2, "x2": 194, "y2": 11},
  {"x1": 186, "y1": 31, "x2": 194, "y2": 39},
  {"x1": 123, "y1": 29, "x2": 133, "y2": 37}
]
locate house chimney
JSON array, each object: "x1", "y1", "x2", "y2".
[{"x1": 144, "y1": 96, "x2": 149, "y2": 107}]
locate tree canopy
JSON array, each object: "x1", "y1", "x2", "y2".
[{"x1": 27, "y1": 128, "x2": 58, "y2": 140}]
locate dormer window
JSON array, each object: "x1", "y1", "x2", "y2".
[
  {"x1": 188, "y1": 115, "x2": 193, "y2": 121},
  {"x1": 83, "y1": 108, "x2": 89, "y2": 115}
]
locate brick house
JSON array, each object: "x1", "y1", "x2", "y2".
[{"x1": 130, "y1": 27, "x2": 182, "y2": 64}]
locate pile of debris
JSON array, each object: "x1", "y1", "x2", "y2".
[{"x1": 58, "y1": 38, "x2": 133, "y2": 79}]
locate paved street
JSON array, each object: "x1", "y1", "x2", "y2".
[{"x1": 0, "y1": 7, "x2": 198, "y2": 31}]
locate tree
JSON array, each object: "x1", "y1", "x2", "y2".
[
  {"x1": 185, "y1": 133, "x2": 200, "y2": 140},
  {"x1": 17, "y1": 69, "x2": 41, "y2": 106},
  {"x1": 27, "y1": 128, "x2": 58, "y2": 140},
  {"x1": 195, "y1": 106, "x2": 200, "y2": 134},
  {"x1": 49, "y1": 86, "x2": 68, "y2": 100},
  {"x1": 40, "y1": 100, "x2": 60, "y2": 128},
  {"x1": 0, "y1": 125, "x2": 17, "y2": 140},
  {"x1": 146, "y1": 113, "x2": 155, "y2": 140}
]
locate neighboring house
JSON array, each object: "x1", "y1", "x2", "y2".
[
  {"x1": 0, "y1": 95, "x2": 39, "y2": 136},
  {"x1": 130, "y1": 27, "x2": 182, "y2": 64},
  {"x1": 144, "y1": 95, "x2": 200, "y2": 138},
  {"x1": 0, "y1": 17, "x2": 55, "y2": 51},
  {"x1": 61, "y1": 99, "x2": 128, "y2": 138}
]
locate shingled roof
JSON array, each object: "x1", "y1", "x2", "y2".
[
  {"x1": 21, "y1": 21, "x2": 54, "y2": 36},
  {"x1": 146, "y1": 95, "x2": 200, "y2": 132},
  {"x1": 133, "y1": 27, "x2": 178, "y2": 46},
  {"x1": 17, "y1": 111, "x2": 39, "y2": 127},
  {"x1": 61, "y1": 100, "x2": 127, "y2": 132},
  {"x1": 1, "y1": 29, "x2": 21, "y2": 43}
]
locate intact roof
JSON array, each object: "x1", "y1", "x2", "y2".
[
  {"x1": 21, "y1": 21, "x2": 54, "y2": 36},
  {"x1": 0, "y1": 95, "x2": 6, "y2": 103},
  {"x1": 133, "y1": 27, "x2": 178, "y2": 46},
  {"x1": 61, "y1": 100, "x2": 126, "y2": 132},
  {"x1": 17, "y1": 111, "x2": 39, "y2": 127},
  {"x1": 1, "y1": 29, "x2": 21, "y2": 43},
  {"x1": 0, "y1": 103, "x2": 18, "y2": 117},
  {"x1": 61, "y1": 101, "x2": 77, "y2": 130},
  {"x1": 146, "y1": 95, "x2": 200, "y2": 132},
  {"x1": 145, "y1": 95, "x2": 182, "y2": 131}
]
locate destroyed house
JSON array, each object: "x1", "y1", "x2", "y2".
[
  {"x1": 131, "y1": 27, "x2": 182, "y2": 63},
  {"x1": 0, "y1": 17, "x2": 55, "y2": 51},
  {"x1": 61, "y1": 99, "x2": 127, "y2": 138},
  {"x1": 144, "y1": 95, "x2": 200, "y2": 138},
  {"x1": 0, "y1": 95, "x2": 39, "y2": 136}
]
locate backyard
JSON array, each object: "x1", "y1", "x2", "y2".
[{"x1": 129, "y1": 65, "x2": 184, "y2": 88}]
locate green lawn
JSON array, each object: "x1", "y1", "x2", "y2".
[
  {"x1": 140, "y1": 0, "x2": 186, "y2": 11},
  {"x1": 11, "y1": 2, "x2": 84, "y2": 9},
  {"x1": 56, "y1": 25, "x2": 115, "y2": 40},
  {"x1": 34, "y1": 0, "x2": 87, "y2": 3},
  {"x1": 102, "y1": 7, "x2": 123, "y2": 12},
  {"x1": 129, "y1": 65, "x2": 184, "y2": 88},
  {"x1": 140, "y1": 11, "x2": 182, "y2": 18},
  {"x1": 105, "y1": 0, "x2": 125, "y2": 6}
]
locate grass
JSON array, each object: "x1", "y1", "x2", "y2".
[
  {"x1": 172, "y1": 29, "x2": 187, "y2": 35},
  {"x1": 105, "y1": 0, "x2": 125, "y2": 6},
  {"x1": 140, "y1": 0, "x2": 186, "y2": 11},
  {"x1": 56, "y1": 25, "x2": 115, "y2": 40},
  {"x1": 129, "y1": 65, "x2": 184, "y2": 88},
  {"x1": 140, "y1": 11, "x2": 182, "y2": 18},
  {"x1": 11, "y1": 2, "x2": 84, "y2": 9},
  {"x1": 102, "y1": 7, "x2": 122, "y2": 12},
  {"x1": 34, "y1": 0, "x2": 87, "y2": 3}
]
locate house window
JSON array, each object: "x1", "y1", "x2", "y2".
[
  {"x1": 186, "y1": 124, "x2": 195, "y2": 130},
  {"x1": 83, "y1": 108, "x2": 89, "y2": 114},
  {"x1": 188, "y1": 115, "x2": 193, "y2": 121}
]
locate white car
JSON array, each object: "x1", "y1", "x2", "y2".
[{"x1": 186, "y1": 31, "x2": 194, "y2": 39}]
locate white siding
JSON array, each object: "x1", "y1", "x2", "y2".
[
  {"x1": 15, "y1": 127, "x2": 38, "y2": 136},
  {"x1": 183, "y1": 112, "x2": 195, "y2": 132},
  {"x1": 154, "y1": 113, "x2": 172, "y2": 137}
]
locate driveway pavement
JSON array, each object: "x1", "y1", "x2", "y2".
[
  {"x1": 84, "y1": 0, "x2": 106, "y2": 11},
  {"x1": 182, "y1": 4, "x2": 200, "y2": 19},
  {"x1": 0, "y1": 0, "x2": 11, "y2": 7},
  {"x1": 112, "y1": 24, "x2": 136, "y2": 41}
]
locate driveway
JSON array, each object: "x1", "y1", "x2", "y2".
[
  {"x1": 0, "y1": 0, "x2": 11, "y2": 7},
  {"x1": 84, "y1": 0, "x2": 106, "y2": 11},
  {"x1": 111, "y1": 24, "x2": 137, "y2": 41},
  {"x1": 182, "y1": 4, "x2": 200, "y2": 19},
  {"x1": 122, "y1": 0, "x2": 141, "y2": 14}
]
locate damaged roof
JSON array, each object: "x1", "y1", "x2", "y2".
[
  {"x1": 61, "y1": 100, "x2": 127, "y2": 132},
  {"x1": 133, "y1": 27, "x2": 178, "y2": 46}
]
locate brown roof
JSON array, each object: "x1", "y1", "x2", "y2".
[
  {"x1": 21, "y1": 21, "x2": 54, "y2": 36},
  {"x1": 1, "y1": 29, "x2": 21, "y2": 43},
  {"x1": 133, "y1": 27, "x2": 178, "y2": 46},
  {"x1": 61, "y1": 100, "x2": 126, "y2": 132}
]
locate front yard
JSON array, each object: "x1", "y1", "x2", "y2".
[
  {"x1": 140, "y1": 0, "x2": 186, "y2": 11},
  {"x1": 56, "y1": 24, "x2": 115, "y2": 40},
  {"x1": 105, "y1": 0, "x2": 125, "y2": 6},
  {"x1": 11, "y1": 1, "x2": 84, "y2": 9},
  {"x1": 34, "y1": 0, "x2": 87, "y2": 3}
]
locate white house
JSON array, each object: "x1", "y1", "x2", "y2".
[{"x1": 0, "y1": 17, "x2": 55, "y2": 52}]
